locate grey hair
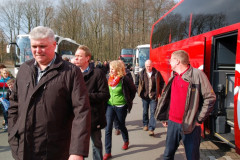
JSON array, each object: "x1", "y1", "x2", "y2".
[
  {"x1": 29, "y1": 26, "x2": 55, "y2": 42},
  {"x1": 172, "y1": 50, "x2": 190, "y2": 65},
  {"x1": 145, "y1": 59, "x2": 152, "y2": 65}
]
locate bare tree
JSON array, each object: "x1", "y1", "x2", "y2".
[
  {"x1": 0, "y1": 0, "x2": 23, "y2": 41},
  {"x1": 54, "y1": 0, "x2": 83, "y2": 41},
  {"x1": 22, "y1": 0, "x2": 54, "y2": 33},
  {"x1": 0, "y1": 29, "x2": 7, "y2": 62},
  {"x1": 0, "y1": 0, "x2": 176, "y2": 62}
]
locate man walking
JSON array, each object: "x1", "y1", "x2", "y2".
[
  {"x1": 155, "y1": 50, "x2": 216, "y2": 160},
  {"x1": 8, "y1": 26, "x2": 91, "y2": 160},
  {"x1": 74, "y1": 45, "x2": 110, "y2": 160},
  {"x1": 137, "y1": 60, "x2": 165, "y2": 136}
]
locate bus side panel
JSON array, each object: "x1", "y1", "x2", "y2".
[
  {"x1": 234, "y1": 30, "x2": 240, "y2": 154},
  {"x1": 150, "y1": 39, "x2": 189, "y2": 83},
  {"x1": 188, "y1": 36, "x2": 205, "y2": 70},
  {"x1": 151, "y1": 36, "x2": 205, "y2": 83}
]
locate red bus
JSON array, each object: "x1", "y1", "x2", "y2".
[
  {"x1": 120, "y1": 48, "x2": 134, "y2": 70},
  {"x1": 150, "y1": 0, "x2": 240, "y2": 154}
]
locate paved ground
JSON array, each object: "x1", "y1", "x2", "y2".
[{"x1": 0, "y1": 95, "x2": 240, "y2": 160}]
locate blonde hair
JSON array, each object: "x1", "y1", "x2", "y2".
[
  {"x1": 1, "y1": 68, "x2": 10, "y2": 77},
  {"x1": 172, "y1": 50, "x2": 190, "y2": 65},
  {"x1": 6, "y1": 78, "x2": 15, "y2": 86},
  {"x1": 109, "y1": 60, "x2": 126, "y2": 78},
  {"x1": 76, "y1": 45, "x2": 91, "y2": 62}
]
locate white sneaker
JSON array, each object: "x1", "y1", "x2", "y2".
[{"x1": 3, "y1": 125, "x2": 8, "y2": 130}]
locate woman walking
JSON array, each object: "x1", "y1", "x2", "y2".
[{"x1": 103, "y1": 60, "x2": 136, "y2": 160}]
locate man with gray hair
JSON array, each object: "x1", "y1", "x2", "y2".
[
  {"x1": 155, "y1": 50, "x2": 216, "y2": 160},
  {"x1": 8, "y1": 26, "x2": 91, "y2": 160},
  {"x1": 137, "y1": 59, "x2": 165, "y2": 136}
]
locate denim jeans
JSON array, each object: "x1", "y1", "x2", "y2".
[
  {"x1": 91, "y1": 129, "x2": 103, "y2": 160},
  {"x1": 113, "y1": 117, "x2": 120, "y2": 129},
  {"x1": 0, "y1": 103, "x2": 7, "y2": 125},
  {"x1": 105, "y1": 105, "x2": 128, "y2": 154},
  {"x1": 163, "y1": 120, "x2": 201, "y2": 160},
  {"x1": 142, "y1": 99, "x2": 157, "y2": 131}
]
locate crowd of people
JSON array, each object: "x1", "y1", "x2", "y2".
[
  {"x1": 0, "y1": 64, "x2": 15, "y2": 131},
  {"x1": 0, "y1": 26, "x2": 217, "y2": 160}
]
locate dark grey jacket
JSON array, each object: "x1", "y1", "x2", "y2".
[
  {"x1": 120, "y1": 75, "x2": 137, "y2": 113},
  {"x1": 137, "y1": 67, "x2": 165, "y2": 101},
  {"x1": 82, "y1": 66, "x2": 110, "y2": 131},
  {"x1": 8, "y1": 54, "x2": 91, "y2": 160},
  {"x1": 155, "y1": 65, "x2": 216, "y2": 134}
]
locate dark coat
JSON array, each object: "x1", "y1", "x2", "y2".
[
  {"x1": 8, "y1": 54, "x2": 91, "y2": 160},
  {"x1": 137, "y1": 67, "x2": 165, "y2": 101},
  {"x1": 6, "y1": 89, "x2": 12, "y2": 101},
  {"x1": 82, "y1": 66, "x2": 110, "y2": 131},
  {"x1": 121, "y1": 75, "x2": 137, "y2": 113}
]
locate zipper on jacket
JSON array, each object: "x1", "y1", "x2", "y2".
[
  {"x1": 182, "y1": 81, "x2": 192, "y2": 131},
  {"x1": 25, "y1": 82, "x2": 30, "y2": 101},
  {"x1": 44, "y1": 84, "x2": 47, "y2": 90}
]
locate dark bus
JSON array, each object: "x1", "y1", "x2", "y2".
[{"x1": 120, "y1": 48, "x2": 134, "y2": 69}]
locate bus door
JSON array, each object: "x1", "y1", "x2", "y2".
[
  {"x1": 211, "y1": 31, "x2": 238, "y2": 149},
  {"x1": 234, "y1": 30, "x2": 240, "y2": 154}
]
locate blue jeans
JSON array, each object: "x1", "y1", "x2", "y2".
[
  {"x1": 113, "y1": 117, "x2": 120, "y2": 129},
  {"x1": 164, "y1": 120, "x2": 201, "y2": 160},
  {"x1": 142, "y1": 99, "x2": 157, "y2": 131},
  {"x1": 0, "y1": 103, "x2": 8, "y2": 125},
  {"x1": 91, "y1": 129, "x2": 103, "y2": 160},
  {"x1": 105, "y1": 105, "x2": 128, "y2": 154}
]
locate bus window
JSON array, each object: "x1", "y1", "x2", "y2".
[
  {"x1": 16, "y1": 36, "x2": 33, "y2": 65},
  {"x1": 214, "y1": 34, "x2": 237, "y2": 70},
  {"x1": 139, "y1": 48, "x2": 150, "y2": 68},
  {"x1": 57, "y1": 40, "x2": 79, "y2": 56},
  {"x1": 151, "y1": 0, "x2": 240, "y2": 49}
]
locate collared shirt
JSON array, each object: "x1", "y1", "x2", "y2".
[
  {"x1": 169, "y1": 65, "x2": 190, "y2": 124},
  {"x1": 147, "y1": 71, "x2": 152, "y2": 78},
  {"x1": 34, "y1": 54, "x2": 56, "y2": 84},
  {"x1": 147, "y1": 71, "x2": 153, "y2": 99},
  {"x1": 82, "y1": 66, "x2": 90, "y2": 73}
]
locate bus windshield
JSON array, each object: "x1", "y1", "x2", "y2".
[
  {"x1": 16, "y1": 36, "x2": 33, "y2": 65},
  {"x1": 121, "y1": 49, "x2": 133, "y2": 55},
  {"x1": 139, "y1": 48, "x2": 150, "y2": 68},
  {"x1": 121, "y1": 56, "x2": 133, "y2": 64}
]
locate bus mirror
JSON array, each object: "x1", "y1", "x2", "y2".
[{"x1": 6, "y1": 44, "x2": 10, "y2": 54}]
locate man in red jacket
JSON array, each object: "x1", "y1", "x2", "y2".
[{"x1": 155, "y1": 50, "x2": 216, "y2": 160}]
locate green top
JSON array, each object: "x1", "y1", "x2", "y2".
[{"x1": 107, "y1": 81, "x2": 126, "y2": 106}]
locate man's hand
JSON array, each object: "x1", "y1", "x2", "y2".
[
  {"x1": 195, "y1": 121, "x2": 201, "y2": 126},
  {"x1": 162, "y1": 121, "x2": 168, "y2": 127},
  {"x1": 68, "y1": 155, "x2": 83, "y2": 160}
]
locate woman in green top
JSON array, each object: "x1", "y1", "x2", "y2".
[{"x1": 103, "y1": 60, "x2": 136, "y2": 160}]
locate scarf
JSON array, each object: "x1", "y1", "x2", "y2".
[{"x1": 108, "y1": 75, "x2": 120, "y2": 87}]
